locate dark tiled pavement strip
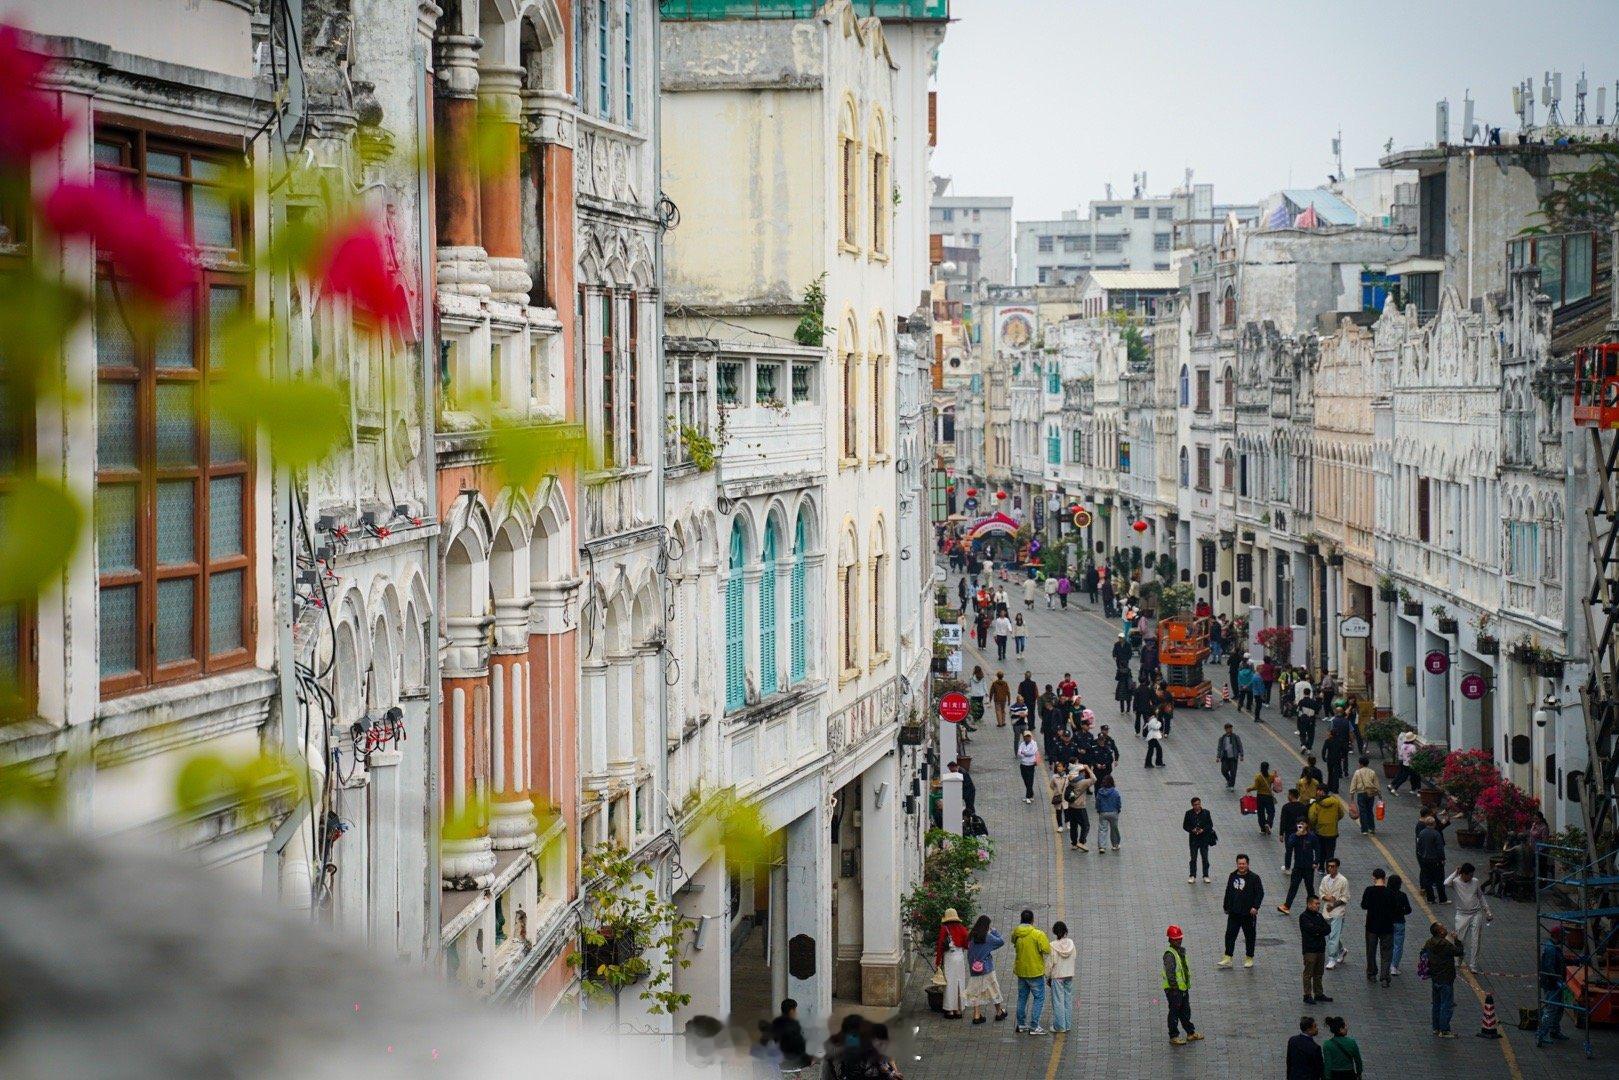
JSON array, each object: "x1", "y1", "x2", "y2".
[{"x1": 899, "y1": 575, "x2": 1616, "y2": 1079}]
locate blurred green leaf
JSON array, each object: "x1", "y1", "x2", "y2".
[
  {"x1": 0, "y1": 477, "x2": 83, "y2": 604},
  {"x1": 0, "y1": 268, "x2": 87, "y2": 399},
  {"x1": 211, "y1": 312, "x2": 349, "y2": 470}
]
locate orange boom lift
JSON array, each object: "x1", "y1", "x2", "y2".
[{"x1": 1158, "y1": 615, "x2": 1213, "y2": 708}]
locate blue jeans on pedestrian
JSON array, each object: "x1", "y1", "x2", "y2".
[
  {"x1": 1536, "y1": 986, "x2": 1565, "y2": 1043},
  {"x1": 1016, "y1": 976, "x2": 1047, "y2": 1028},
  {"x1": 1356, "y1": 792, "x2": 1376, "y2": 833},
  {"x1": 1390, "y1": 921, "x2": 1407, "y2": 970},
  {"x1": 1048, "y1": 976, "x2": 1073, "y2": 1032},
  {"x1": 1432, "y1": 980, "x2": 1455, "y2": 1032}
]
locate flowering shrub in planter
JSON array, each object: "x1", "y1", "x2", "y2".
[
  {"x1": 1439, "y1": 749, "x2": 1501, "y2": 827},
  {"x1": 901, "y1": 829, "x2": 994, "y2": 951},
  {"x1": 1256, "y1": 625, "x2": 1293, "y2": 662},
  {"x1": 1477, "y1": 779, "x2": 1540, "y2": 847}
]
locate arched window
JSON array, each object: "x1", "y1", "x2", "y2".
[
  {"x1": 1223, "y1": 447, "x2": 1235, "y2": 490},
  {"x1": 790, "y1": 511, "x2": 808, "y2": 685},
  {"x1": 839, "y1": 526, "x2": 859, "y2": 674},
  {"x1": 1222, "y1": 364, "x2": 1235, "y2": 407},
  {"x1": 1222, "y1": 285, "x2": 1236, "y2": 326},
  {"x1": 869, "y1": 111, "x2": 889, "y2": 255},
  {"x1": 1179, "y1": 364, "x2": 1189, "y2": 407},
  {"x1": 841, "y1": 316, "x2": 859, "y2": 460},
  {"x1": 760, "y1": 520, "x2": 779, "y2": 697},
  {"x1": 839, "y1": 98, "x2": 860, "y2": 249},
  {"x1": 870, "y1": 520, "x2": 887, "y2": 659},
  {"x1": 725, "y1": 521, "x2": 746, "y2": 712},
  {"x1": 1179, "y1": 446, "x2": 1189, "y2": 487},
  {"x1": 871, "y1": 314, "x2": 887, "y2": 456}
]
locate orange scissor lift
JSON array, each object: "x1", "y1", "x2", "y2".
[{"x1": 1158, "y1": 615, "x2": 1213, "y2": 708}]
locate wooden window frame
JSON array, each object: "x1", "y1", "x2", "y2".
[
  {"x1": 842, "y1": 350, "x2": 858, "y2": 460},
  {"x1": 1, "y1": 380, "x2": 36, "y2": 712},
  {"x1": 626, "y1": 291, "x2": 639, "y2": 465},
  {"x1": 599, "y1": 290, "x2": 615, "y2": 467},
  {"x1": 870, "y1": 146, "x2": 888, "y2": 256},
  {"x1": 93, "y1": 123, "x2": 254, "y2": 698}
]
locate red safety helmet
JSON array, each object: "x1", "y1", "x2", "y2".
[{"x1": 1166, "y1": 924, "x2": 1184, "y2": 941}]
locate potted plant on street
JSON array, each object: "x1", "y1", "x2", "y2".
[
  {"x1": 1473, "y1": 611, "x2": 1499, "y2": 655},
  {"x1": 1434, "y1": 605, "x2": 1458, "y2": 635},
  {"x1": 1363, "y1": 714, "x2": 1410, "y2": 769},
  {"x1": 903, "y1": 828, "x2": 995, "y2": 1004},
  {"x1": 1408, "y1": 743, "x2": 1448, "y2": 811},
  {"x1": 1476, "y1": 778, "x2": 1540, "y2": 850},
  {"x1": 1377, "y1": 574, "x2": 1398, "y2": 602},
  {"x1": 1439, "y1": 749, "x2": 1500, "y2": 848},
  {"x1": 1256, "y1": 625, "x2": 1293, "y2": 663}
]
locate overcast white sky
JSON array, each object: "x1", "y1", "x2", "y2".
[{"x1": 932, "y1": 0, "x2": 1619, "y2": 220}]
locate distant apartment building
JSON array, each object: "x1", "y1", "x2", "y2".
[{"x1": 930, "y1": 180, "x2": 1014, "y2": 295}]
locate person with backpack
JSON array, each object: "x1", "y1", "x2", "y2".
[
  {"x1": 1420, "y1": 922, "x2": 1463, "y2": 1037},
  {"x1": 1295, "y1": 688, "x2": 1321, "y2": 751},
  {"x1": 1321, "y1": 1015, "x2": 1363, "y2": 1079},
  {"x1": 1247, "y1": 762, "x2": 1279, "y2": 835},
  {"x1": 963, "y1": 915, "x2": 1008, "y2": 1025},
  {"x1": 1183, "y1": 797, "x2": 1216, "y2": 883},
  {"x1": 1298, "y1": 896, "x2": 1331, "y2": 1005},
  {"x1": 1219, "y1": 854, "x2": 1264, "y2": 968},
  {"x1": 1216, "y1": 724, "x2": 1245, "y2": 789},
  {"x1": 1011, "y1": 909, "x2": 1051, "y2": 1035},
  {"x1": 1095, "y1": 778, "x2": 1123, "y2": 852},
  {"x1": 1161, "y1": 924, "x2": 1202, "y2": 1046}
]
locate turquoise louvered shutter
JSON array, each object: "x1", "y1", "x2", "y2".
[
  {"x1": 760, "y1": 524, "x2": 778, "y2": 697},
  {"x1": 790, "y1": 515, "x2": 807, "y2": 684},
  {"x1": 726, "y1": 523, "x2": 746, "y2": 711}
]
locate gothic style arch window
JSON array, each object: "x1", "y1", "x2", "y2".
[
  {"x1": 838, "y1": 525, "x2": 859, "y2": 676},
  {"x1": 871, "y1": 313, "x2": 887, "y2": 456},
  {"x1": 841, "y1": 315, "x2": 859, "y2": 460},
  {"x1": 870, "y1": 518, "x2": 887, "y2": 660},
  {"x1": 869, "y1": 110, "x2": 889, "y2": 256},
  {"x1": 760, "y1": 519, "x2": 779, "y2": 697},
  {"x1": 790, "y1": 510, "x2": 809, "y2": 685},
  {"x1": 1178, "y1": 365, "x2": 1189, "y2": 407},
  {"x1": 839, "y1": 97, "x2": 860, "y2": 250},
  {"x1": 725, "y1": 520, "x2": 747, "y2": 712}
]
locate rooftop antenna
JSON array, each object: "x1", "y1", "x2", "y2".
[
  {"x1": 1545, "y1": 70, "x2": 1566, "y2": 127},
  {"x1": 1462, "y1": 92, "x2": 1478, "y2": 143},
  {"x1": 1576, "y1": 70, "x2": 1589, "y2": 125},
  {"x1": 1596, "y1": 83, "x2": 1609, "y2": 126},
  {"x1": 1513, "y1": 77, "x2": 1535, "y2": 132},
  {"x1": 1435, "y1": 97, "x2": 1450, "y2": 145},
  {"x1": 1331, "y1": 128, "x2": 1344, "y2": 179}
]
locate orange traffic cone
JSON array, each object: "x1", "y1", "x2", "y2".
[{"x1": 1478, "y1": 993, "x2": 1501, "y2": 1039}]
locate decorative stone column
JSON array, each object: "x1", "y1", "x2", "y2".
[
  {"x1": 490, "y1": 595, "x2": 537, "y2": 849},
  {"x1": 582, "y1": 658, "x2": 610, "y2": 787},
  {"x1": 860, "y1": 752, "x2": 903, "y2": 1006},
  {"x1": 433, "y1": 34, "x2": 491, "y2": 297},
  {"x1": 477, "y1": 64, "x2": 532, "y2": 303},
  {"x1": 441, "y1": 613, "x2": 495, "y2": 888},
  {"x1": 607, "y1": 650, "x2": 637, "y2": 777},
  {"x1": 529, "y1": 576, "x2": 580, "y2": 816}
]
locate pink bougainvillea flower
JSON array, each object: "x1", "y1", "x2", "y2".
[
  {"x1": 0, "y1": 24, "x2": 74, "y2": 165},
  {"x1": 319, "y1": 221, "x2": 411, "y2": 333},
  {"x1": 40, "y1": 181, "x2": 193, "y2": 303}
]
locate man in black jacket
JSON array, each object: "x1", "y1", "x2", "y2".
[
  {"x1": 771, "y1": 998, "x2": 809, "y2": 1068},
  {"x1": 1112, "y1": 632, "x2": 1132, "y2": 671},
  {"x1": 1132, "y1": 680, "x2": 1157, "y2": 736},
  {"x1": 1278, "y1": 820, "x2": 1320, "y2": 914},
  {"x1": 1360, "y1": 867, "x2": 1400, "y2": 986},
  {"x1": 1218, "y1": 854, "x2": 1264, "y2": 967},
  {"x1": 1216, "y1": 724, "x2": 1245, "y2": 789},
  {"x1": 1286, "y1": 1016, "x2": 1324, "y2": 1079},
  {"x1": 1277, "y1": 788, "x2": 1307, "y2": 843},
  {"x1": 1183, "y1": 797, "x2": 1216, "y2": 883},
  {"x1": 1298, "y1": 896, "x2": 1331, "y2": 1004}
]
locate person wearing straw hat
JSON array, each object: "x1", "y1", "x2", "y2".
[{"x1": 934, "y1": 908, "x2": 970, "y2": 1019}]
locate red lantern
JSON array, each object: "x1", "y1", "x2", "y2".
[
  {"x1": 945, "y1": 485, "x2": 955, "y2": 494},
  {"x1": 995, "y1": 490, "x2": 1007, "y2": 500},
  {"x1": 1132, "y1": 519, "x2": 1149, "y2": 533},
  {"x1": 966, "y1": 487, "x2": 978, "y2": 497}
]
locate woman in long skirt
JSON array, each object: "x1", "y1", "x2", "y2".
[
  {"x1": 934, "y1": 909, "x2": 970, "y2": 1019},
  {"x1": 963, "y1": 915, "x2": 1008, "y2": 1024}
]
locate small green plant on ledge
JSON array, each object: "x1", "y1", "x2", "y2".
[
  {"x1": 681, "y1": 426, "x2": 716, "y2": 472},
  {"x1": 794, "y1": 272, "x2": 829, "y2": 347}
]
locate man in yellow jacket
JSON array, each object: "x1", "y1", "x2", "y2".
[
  {"x1": 1308, "y1": 791, "x2": 1347, "y2": 865},
  {"x1": 1011, "y1": 909, "x2": 1051, "y2": 1035}
]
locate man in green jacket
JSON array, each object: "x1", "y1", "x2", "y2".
[
  {"x1": 1162, "y1": 924, "x2": 1203, "y2": 1046},
  {"x1": 1012, "y1": 909, "x2": 1051, "y2": 1035}
]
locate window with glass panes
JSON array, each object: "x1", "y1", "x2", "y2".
[
  {"x1": 842, "y1": 351, "x2": 857, "y2": 458},
  {"x1": 622, "y1": 0, "x2": 634, "y2": 124},
  {"x1": 760, "y1": 522, "x2": 778, "y2": 697},
  {"x1": 600, "y1": 291, "x2": 615, "y2": 465},
  {"x1": 597, "y1": 0, "x2": 610, "y2": 118},
  {"x1": 725, "y1": 522, "x2": 746, "y2": 711},
  {"x1": 626, "y1": 293, "x2": 639, "y2": 464},
  {"x1": 790, "y1": 513, "x2": 807, "y2": 684},
  {"x1": 0, "y1": 364, "x2": 33, "y2": 710},
  {"x1": 93, "y1": 128, "x2": 252, "y2": 695}
]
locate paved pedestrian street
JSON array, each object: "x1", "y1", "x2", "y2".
[{"x1": 901, "y1": 578, "x2": 1616, "y2": 1079}]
